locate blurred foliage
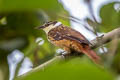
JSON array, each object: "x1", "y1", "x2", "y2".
[
  {"x1": 0, "y1": 0, "x2": 69, "y2": 80},
  {"x1": 99, "y1": 1, "x2": 120, "y2": 75},
  {"x1": 0, "y1": 58, "x2": 9, "y2": 80},
  {"x1": 0, "y1": 0, "x2": 69, "y2": 59},
  {"x1": 100, "y1": 2, "x2": 120, "y2": 32},
  {"x1": 0, "y1": 0, "x2": 62, "y2": 12},
  {"x1": 112, "y1": 41, "x2": 120, "y2": 73},
  {"x1": 16, "y1": 58, "x2": 114, "y2": 80}
]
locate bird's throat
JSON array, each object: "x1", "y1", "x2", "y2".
[{"x1": 43, "y1": 25, "x2": 56, "y2": 34}]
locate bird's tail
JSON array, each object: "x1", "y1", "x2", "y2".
[{"x1": 82, "y1": 46, "x2": 101, "y2": 64}]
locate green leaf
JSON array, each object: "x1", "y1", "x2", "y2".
[
  {"x1": 100, "y1": 2, "x2": 120, "y2": 32},
  {"x1": 0, "y1": 0, "x2": 62, "y2": 12},
  {"x1": 0, "y1": 0, "x2": 70, "y2": 59},
  {"x1": 16, "y1": 58, "x2": 114, "y2": 80}
]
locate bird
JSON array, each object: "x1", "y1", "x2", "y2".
[{"x1": 36, "y1": 21, "x2": 101, "y2": 64}]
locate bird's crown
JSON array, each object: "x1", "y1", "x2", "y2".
[{"x1": 37, "y1": 21, "x2": 62, "y2": 29}]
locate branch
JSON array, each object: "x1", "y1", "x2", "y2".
[
  {"x1": 17, "y1": 56, "x2": 64, "y2": 79},
  {"x1": 16, "y1": 27, "x2": 120, "y2": 79},
  {"x1": 90, "y1": 28, "x2": 120, "y2": 48}
]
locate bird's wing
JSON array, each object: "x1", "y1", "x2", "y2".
[{"x1": 57, "y1": 25, "x2": 90, "y2": 45}]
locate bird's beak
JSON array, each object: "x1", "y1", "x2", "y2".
[{"x1": 35, "y1": 25, "x2": 44, "y2": 29}]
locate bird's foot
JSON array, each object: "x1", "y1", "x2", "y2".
[{"x1": 55, "y1": 49, "x2": 70, "y2": 58}]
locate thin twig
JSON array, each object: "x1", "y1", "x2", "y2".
[
  {"x1": 17, "y1": 56, "x2": 64, "y2": 79},
  {"x1": 58, "y1": 15, "x2": 94, "y2": 33},
  {"x1": 105, "y1": 36, "x2": 119, "y2": 66}
]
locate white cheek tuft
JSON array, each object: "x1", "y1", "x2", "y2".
[
  {"x1": 54, "y1": 22, "x2": 62, "y2": 27},
  {"x1": 43, "y1": 25, "x2": 56, "y2": 34}
]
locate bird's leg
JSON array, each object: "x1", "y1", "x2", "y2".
[
  {"x1": 62, "y1": 47, "x2": 71, "y2": 57},
  {"x1": 55, "y1": 47, "x2": 71, "y2": 56},
  {"x1": 55, "y1": 49, "x2": 66, "y2": 56}
]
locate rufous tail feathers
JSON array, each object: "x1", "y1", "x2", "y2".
[{"x1": 82, "y1": 46, "x2": 101, "y2": 64}]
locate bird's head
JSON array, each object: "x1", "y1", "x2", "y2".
[{"x1": 36, "y1": 21, "x2": 62, "y2": 34}]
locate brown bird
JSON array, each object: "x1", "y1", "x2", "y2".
[{"x1": 37, "y1": 21, "x2": 101, "y2": 64}]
